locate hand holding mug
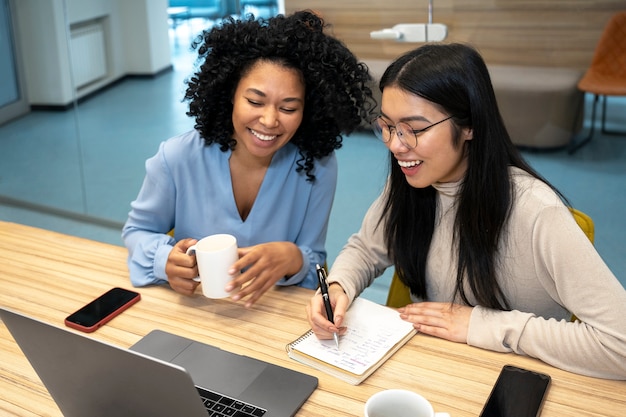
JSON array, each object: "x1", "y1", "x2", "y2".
[
  {"x1": 165, "y1": 238, "x2": 201, "y2": 296},
  {"x1": 186, "y1": 234, "x2": 239, "y2": 299}
]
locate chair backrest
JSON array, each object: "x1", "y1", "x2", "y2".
[
  {"x1": 569, "y1": 207, "x2": 594, "y2": 243},
  {"x1": 386, "y1": 207, "x2": 595, "y2": 308},
  {"x1": 591, "y1": 12, "x2": 626, "y2": 72}
]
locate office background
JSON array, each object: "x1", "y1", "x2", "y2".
[{"x1": 1, "y1": 0, "x2": 625, "y2": 303}]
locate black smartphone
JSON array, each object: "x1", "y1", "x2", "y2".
[
  {"x1": 480, "y1": 365, "x2": 551, "y2": 417},
  {"x1": 64, "y1": 287, "x2": 141, "y2": 333}
]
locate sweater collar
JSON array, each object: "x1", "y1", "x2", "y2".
[{"x1": 432, "y1": 177, "x2": 463, "y2": 197}]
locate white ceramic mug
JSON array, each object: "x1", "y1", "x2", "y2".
[
  {"x1": 364, "y1": 389, "x2": 450, "y2": 417},
  {"x1": 186, "y1": 234, "x2": 238, "y2": 298}
]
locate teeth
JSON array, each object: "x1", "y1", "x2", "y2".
[
  {"x1": 397, "y1": 160, "x2": 422, "y2": 168},
  {"x1": 251, "y1": 129, "x2": 276, "y2": 141}
]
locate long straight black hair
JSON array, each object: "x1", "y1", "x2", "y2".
[{"x1": 379, "y1": 43, "x2": 565, "y2": 310}]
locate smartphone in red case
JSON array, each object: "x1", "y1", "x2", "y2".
[{"x1": 64, "y1": 287, "x2": 141, "y2": 333}]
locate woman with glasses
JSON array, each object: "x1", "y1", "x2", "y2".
[{"x1": 306, "y1": 43, "x2": 626, "y2": 379}]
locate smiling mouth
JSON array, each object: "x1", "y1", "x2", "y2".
[
  {"x1": 397, "y1": 160, "x2": 423, "y2": 168},
  {"x1": 250, "y1": 129, "x2": 277, "y2": 141}
]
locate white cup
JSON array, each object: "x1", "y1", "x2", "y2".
[
  {"x1": 186, "y1": 234, "x2": 238, "y2": 298},
  {"x1": 364, "y1": 389, "x2": 450, "y2": 417}
]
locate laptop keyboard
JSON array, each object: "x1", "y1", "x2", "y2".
[{"x1": 197, "y1": 387, "x2": 267, "y2": 417}]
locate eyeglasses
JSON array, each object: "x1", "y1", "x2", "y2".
[{"x1": 373, "y1": 115, "x2": 454, "y2": 149}]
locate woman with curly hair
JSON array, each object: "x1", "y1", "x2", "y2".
[
  {"x1": 123, "y1": 11, "x2": 374, "y2": 306},
  {"x1": 306, "y1": 43, "x2": 626, "y2": 379}
]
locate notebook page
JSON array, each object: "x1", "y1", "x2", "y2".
[{"x1": 291, "y1": 297, "x2": 415, "y2": 375}]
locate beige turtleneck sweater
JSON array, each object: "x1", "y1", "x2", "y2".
[{"x1": 328, "y1": 167, "x2": 626, "y2": 380}]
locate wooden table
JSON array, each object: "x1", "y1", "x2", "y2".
[{"x1": 0, "y1": 221, "x2": 624, "y2": 416}]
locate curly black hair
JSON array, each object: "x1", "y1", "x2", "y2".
[{"x1": 184, "y1": 10, "x2": 375, "y2": 181}]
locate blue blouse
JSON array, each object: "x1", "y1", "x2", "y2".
[{"x1": 122, "y1": 130, "x2": 337, "y2": 289}]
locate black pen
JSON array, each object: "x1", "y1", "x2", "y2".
[{"x1": 316, "y1": 264, "x2": 339, "y2": 349}]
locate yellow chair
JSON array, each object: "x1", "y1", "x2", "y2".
[
  {"x1": 386, "y1": 207, "x2": 594, "y2": 308},
  {"x1": 569, "y1": 207, "x2": 594, "y2": 244}
]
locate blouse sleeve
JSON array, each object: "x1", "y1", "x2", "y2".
[
  {"x1": 277, "y1": 153, "x2": 338, "y2": 290},
  {"x1": 122, "y1": 142, "x2": 176, "y2": 286}
]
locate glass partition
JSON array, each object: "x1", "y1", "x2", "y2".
[
  {"x1": 0, "y1": 0, "x2": 28, "y2": 125},
  {"x1": 0, "y1": 0, "x2": 281, "y2": 227},
  {"x1": 0, "y1": 0, "x2": 86, "y2": 218}
]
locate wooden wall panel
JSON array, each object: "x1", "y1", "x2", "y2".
[{"x1": 285, "y1": 0, "x2": 625, "y2": 68}]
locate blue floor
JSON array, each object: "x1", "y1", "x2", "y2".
[{"x1": 1, "y1": 23, "x2": 625, "y2": 303}]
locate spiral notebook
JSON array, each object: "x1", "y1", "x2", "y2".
[{"x1": 286, "y1": 297, "x2": 417, "y2": 385}]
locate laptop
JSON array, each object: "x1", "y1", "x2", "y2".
[{"x1": 0, "y1": 307, "x2": 318, "y2": 417}]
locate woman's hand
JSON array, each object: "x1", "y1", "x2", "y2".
[
  {"x1": 399, "y1": 302, "x2": 473, "y2": 343},
  {"x1": 225, "y1": 241, "x2": 303, "y2": 307},
  {"x1": 306, "y1": 283, "x2": 349, "y2": 339},
  {"x1": 165, "y1": 238, "x2": 200, "y2": 296}
]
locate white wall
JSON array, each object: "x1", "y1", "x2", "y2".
[
  {"x1": 119, "y1": 0, "x2": 171, "y2": 75},
  {"x1": 13, "y1": 0, "x2": 171, "y2": 106},
  {"x1": 13, "y1": 0, "x2": 74, "y2": 105}
]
